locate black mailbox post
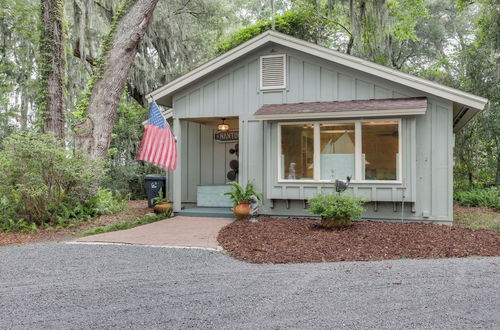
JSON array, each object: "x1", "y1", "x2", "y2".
[{"x1": 144, "y1": 174, "x2": 167, "y2": 208}]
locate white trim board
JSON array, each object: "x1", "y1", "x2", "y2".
[{"x1": 147, "y1": 30, "x2": 487, "y2": 114}]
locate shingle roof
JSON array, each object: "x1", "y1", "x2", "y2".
[{"x1": 254, "y1": 97, "x2": 427, "y2": 116}]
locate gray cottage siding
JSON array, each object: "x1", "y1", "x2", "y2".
[{"x1": 171, "y1": 44, "x2": 454, "y2": 223}]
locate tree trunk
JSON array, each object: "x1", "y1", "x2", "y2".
[
  {"x1": 40, "y1": 0, "x2": 65, "y2": 140},
  {"x1": 75, "y1": 0, "x2": 159, "y2": 158}
]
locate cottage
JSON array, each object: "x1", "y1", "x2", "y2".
[{"x1": 147, "y1": 30, "x2": 488, "y2": 224}]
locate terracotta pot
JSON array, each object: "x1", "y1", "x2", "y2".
[
  {"x1": 233, "y1": 202, "x2": 251, "y2": 220},
  {"x1": 154, "y1": 202, "x2": 172, "y2": 214},
  {"x1": 321, "y1": 217, "x2": 352, "y2": 228}
]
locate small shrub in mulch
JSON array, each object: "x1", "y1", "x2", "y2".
[{"x1": 217, "y1": 217, "x2": 500, "y2": 264}]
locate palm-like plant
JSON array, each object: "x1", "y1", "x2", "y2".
[{"x1": 224, "y1": 181, "x2": 262, "y2": 206}]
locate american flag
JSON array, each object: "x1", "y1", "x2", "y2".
[{"x1": 136, "y1": 101, "x2": 177, "y2": 171}]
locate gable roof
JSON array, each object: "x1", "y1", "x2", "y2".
[{"x1": 148, "y1": 30, "x2": 488, "y2": 129}]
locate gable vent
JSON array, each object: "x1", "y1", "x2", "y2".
[{"x1": 260, "y1": 54, "x2": 286, "y2": 90}]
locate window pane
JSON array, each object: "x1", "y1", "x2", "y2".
[
  {"x1": 281, "y1": 124, "x2": 314, "y2": 180},
  {"x1": 320, "y1": 123, "x2": 355, "y2": 180},
  {"x1": 362, "y1": 121, "x2": 399, "y2": 180}
]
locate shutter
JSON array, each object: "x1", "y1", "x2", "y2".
[{"x1": 260, "y1": 55, "x2": 286, "y2": 90}]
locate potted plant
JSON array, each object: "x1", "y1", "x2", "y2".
[
  {"x1": 152, "y1": 189, "x2": 172, "y2": 214},
  {"x1": 224, "y1": 181, "x2": 262, "y2": 220},
  {"x1": 307, "y1": 193, "x2": 364, "y2": 228}
]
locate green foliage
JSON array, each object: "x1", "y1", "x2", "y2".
[
  {"x1": 152, "y1": 188, "x2": 169, "y2": 204},
  {"x1": 73, "y1": 0, "x2": 136, "y2": 119},
  {"x1": 215, "y1": 10, "x2": 335, "y2": 54},
  {"x1": 101, "y1": 96, "x2": 160, "y2": 199},
  {"x1": 0, "y1": 132, "x2": 105, "y2": 228},
  {"x1": 78, "y1": 212, "x2": 171, "y2": 237},
  {"x1": 88, "y1": 189, "x2": 128, "y2": 215},
  {"x1": 452, "y1": 0, "x2": 499, "y2": 188},
  {"x1": 0, "y1": 0, "x2": 39, "y2": 143},
  {"x1": 387, "y1": 0, "x2": 429, "y2": 42},
  {"x1": 308, "y1": 193, "x2": 365, "y2": 221},
  {"x1": 224, "y1": 181, "x2": 262, "y2": 206},
  {"x1": 454, "y1": 187, "x2": 499, "y2": 211},
  {"x1": 0, "y1": 218, "x2": 39, "y2": 233}
]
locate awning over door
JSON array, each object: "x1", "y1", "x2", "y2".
[{"x1": 254, "y1": 97, "x2": 427, "y2": 120}]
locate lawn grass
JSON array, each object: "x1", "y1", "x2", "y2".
[
  {"x1": 78, "y1": 211, "x2": 171, "y2": 237},
  {"x1": 454, "y1": 205, "x2": 500, "y2": 230}
]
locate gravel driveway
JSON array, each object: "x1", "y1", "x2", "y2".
[{"x1": 1, "y1": 243, "x2": 499, "y2": 329}]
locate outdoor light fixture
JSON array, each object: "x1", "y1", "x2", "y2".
[{"x1": 218, "y1": 118, "x2": 229, "y2": 132}]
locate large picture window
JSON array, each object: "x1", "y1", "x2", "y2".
[
  {"x1": 279, "y1": 119, "x2": 401, "y2": 182},
  {"x1": 362, "y1": 121, "x2": 399, "y2": 180},
  {"x1": 320, "y1": 123, "x2": 355, "y2": 180},
  {"x1": 280, "y1": 124, "x2": 314, "y2": 180}
]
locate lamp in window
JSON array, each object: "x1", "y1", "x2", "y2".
[{"x1": 218, "y1": 118, "x2": 229, "y2": 132}]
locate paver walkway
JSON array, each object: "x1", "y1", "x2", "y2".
[{"x1": 76, "y1": 216, "x2": 233, "y2": 249}]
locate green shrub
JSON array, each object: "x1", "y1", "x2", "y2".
[
  {"x1": 215, "y1": 10, "x2": 335, "y2": 54},
  {"x1": 308, "y1": 193, "x2": 365, "y2": 223},
  {"x1": 88, "y1": 189, "x2": 128, "y2": 215},
  {"x1": 1, "y1": 218, "x2": 39, "y2": 233},
  {"x1": 224, "y1": 181, "x2": 262, "y2": 206},
  {"x1": 0, "y1": 132, "x2": 106, "y2": 229},
  {"x1": 454, "y1": 187, "x2": 499, "y2": 211}
]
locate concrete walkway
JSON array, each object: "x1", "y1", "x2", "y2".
[{"x1": 76, "y1": 216, "x2": 233, "y2": 249}]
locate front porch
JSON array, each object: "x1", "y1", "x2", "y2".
[{"x1": 172, "y1": 116, "x2": 239, "y2": 213}]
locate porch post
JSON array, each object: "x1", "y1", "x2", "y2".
[{"x1": 173, "y1": 117, "x2": 182, "y2": 212}]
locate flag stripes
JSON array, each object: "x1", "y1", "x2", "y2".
[{"x1": 136, "y1": 101, "x2": 177, "y2": 171}]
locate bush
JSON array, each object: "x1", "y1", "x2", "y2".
[
  {"x1": 0, "y1": 132, "x2": 107, "y2": 229},
  {"x1": 308, "y1": 193, "x2": 365, "y2": 228},
  {"x1": 224, "y1": 181, "x2": 262, "y2": 206},
  {"x1": 454, "y1": 187, "x2": 499, "y2": 211},
  {"x1": 88, "y1": 189, "x2": 128, "y2": 216},
  {"x1": 215, "y1": 10, "x2": 335, "y2": 54}
]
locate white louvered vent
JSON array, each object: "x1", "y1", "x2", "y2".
[{"x1": 260, "y1": 54, "x2": 286, "y2": 90}]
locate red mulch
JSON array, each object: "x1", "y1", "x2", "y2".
[
  {"x1": 0, "y1": 200, "x2": 151, "y2": 247},
  {"x1": 218, "y1": 217, "x2": 500, "y2": 263}
]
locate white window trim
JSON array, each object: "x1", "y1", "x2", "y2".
[
  {"x1": 260, "y1": 54, "x2": 287, "y2": 90},
  {"x1": 277, "y1": 118, "x2": 403, "y2": 184}
]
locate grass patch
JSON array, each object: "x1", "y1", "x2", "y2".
[
  {"x1": 454, "y1": 206, "x2": 500, "y2": 230},
  {"x1": 78, "y1": 211, "x2": 171, "y2": 237}
]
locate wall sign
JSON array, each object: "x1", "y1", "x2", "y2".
[{"x1": 214, "y1": 130, "x2": 239, "y2": 143}]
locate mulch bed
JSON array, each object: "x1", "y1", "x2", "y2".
[
  {"x1": 218, "y1": 217, "x2": 500, "y2": 263},
  {"x1": 0, "y1": 200, "x2": 152, "y2": 247}
]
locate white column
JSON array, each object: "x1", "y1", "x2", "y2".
[
  {"x1": 313, "y1": 123, "x2": 320, "y2": 180},
  {"x1": 173, "y1": 117, "x2": 182, "y2": 212},
  {"x1": 355, "y1": 121, "x2": 362, "y2": 181}
]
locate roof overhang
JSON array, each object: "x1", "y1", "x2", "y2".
[
  {"x1": 254, "y1": 97, "x2": 427, "y2": 120},
  {"x1": 147, "y1": 30, "x2": 488, "y2": 130}
]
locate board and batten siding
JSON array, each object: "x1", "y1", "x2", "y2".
[
  {"x1": 171, "y1": 44, "x2": 454, "y2": 222},
  {"x1": 177, "y1": 120, "x2": 238, "y2": 204}
]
